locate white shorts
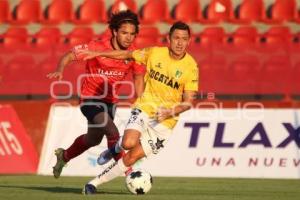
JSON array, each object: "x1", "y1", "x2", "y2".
[{"x1": 124, "y1": 108, "x2": 172, "y2": 156}]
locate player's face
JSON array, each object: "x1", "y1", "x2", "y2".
[
  {"x1": 168, "y1": 29, "x2": 190, "y2": 59},
  {"x1": 114, "y1": 23, "x2": 137, "y2": 50}
]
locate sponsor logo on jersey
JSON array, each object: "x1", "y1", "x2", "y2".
[
  {"x1": 97, "y1": 69, "x2": 124, "y2": 77},
  {"x1": 149, "y1": 69, "x2": 180, "y2": 90}
]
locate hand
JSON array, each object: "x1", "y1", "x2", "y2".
[
  {"x1": 155, "y1": 107, "x2": 172, "y2": 122},
  {"x1": 46, "y1": 71, "x2": 63, "y2": 80},
  {"x1": 77, "y1": 50, "x2": 101, "y2": 61}
]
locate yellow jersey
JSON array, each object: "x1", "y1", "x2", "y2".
[{"x1": 132, "y1": 47, "x2": 198, "y2": 129}]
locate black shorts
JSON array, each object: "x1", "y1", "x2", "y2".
[{"x1": 80, "y1": 99, "x2": 116, "y2": 123}]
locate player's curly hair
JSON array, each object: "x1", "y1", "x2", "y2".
[{"x1": 108, "y1": 10, "x2": 139, "y2": 34}]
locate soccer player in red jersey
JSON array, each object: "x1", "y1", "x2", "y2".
[{"x1": 47, "y1": 10, "x2": 145, "y2": 178}]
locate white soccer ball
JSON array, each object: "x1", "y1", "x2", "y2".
[{"x1": 125, "y1": 169, "x2": 153, "y2": 195}]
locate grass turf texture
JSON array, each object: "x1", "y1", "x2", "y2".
[{"x1": 0, "y1": 175, "x2": 300, "y2": 200}]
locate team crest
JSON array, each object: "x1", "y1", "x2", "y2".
[{"x1": 175, "y1": 70, "x2": 182, "y2": 79}]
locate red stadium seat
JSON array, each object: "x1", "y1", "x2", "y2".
[
  {"x1": 73, "y1": 0, "x2": 106, "y2": 24},
  {"x1": 225, "y1": 55, "x2": 261, "y2": 94},
  {"x1": 0, "y1": 55, "x2": 35, "y2": 95},
  {"x1": 138, "y1": 26, "x2": 160, "y2": 37},
  {"x1": 292, "y1": 62, "x2": 300, "y2": 95},
  {"x1": 140, "y1": 0, "x2": 171, "y2": 24},
  {"x1": 0, "y1": 57, "x2": 4, "y2": 75},
  {"x1": 265, "y1": 0, "x2": 297, "y2": 23},
  {"x1": 33, "y1": 57, "x2": 57, "y2": 95},
  {"x1": 230, "y1": 0, "x2": 265, "y2": 24},
  {"x1": 110, "y1": 0, "x2": 137, "y2": 14},
  {"x1": 197, "y1": 27, "x2": 226, "y2": 47},
  {"x1": 134, "y1": 26, "x2": 161, "y2": 48},
  {"x1": 66, "y1": 27, "x2": 94, "y2": 46},
  {"x1": 260, "y1": 55, "x2": 292, "y2": 95},
  {"x1": 33, "y1": 57, "x2": 84, "y2": 95},
  {"x1": 10, "y1": 0, "x2": 41, "y2": 25},
  {"x1": 261, "y1": 26, "x2": 292, "y2": 45},
  {"x1": 0, "y1": 0, "x2": 9, "y2": 23},
  {"x1": 3, "y1": 27, "x2": 29, "y2": 47},
  {"x1": 33, "y1": 27, "x2": 62, "y2": 47},
  {"x1": 229, "y1": 26, "x2": 258, "y2": 45},
  {"x1": 200, "y1": 55, "x2": 228, "y2": 93},
  {"x1": 42, "y1": 0, "x2": 72, "y2": 24},
  {"x1": 202, "y1": 0, "x2": 233, "y2": 23},
  {"x1": 172, "y1": 0, "x2": 202, "y2": 22}
]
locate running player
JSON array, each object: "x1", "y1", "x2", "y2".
[
  {"x1": 46, "y1": 10, "x2": 145, "y2": 179},
  {"x1": 78, "y1": 21, "x2": 199, "y2": 194}
]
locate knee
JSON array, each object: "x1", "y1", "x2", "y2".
[{"x1": 121, "y1": 138, "x2": 138, "y2": 150}]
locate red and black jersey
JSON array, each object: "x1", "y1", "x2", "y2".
[{"x1": 72, "y1": 37, "x2": 145, "y2": 103}]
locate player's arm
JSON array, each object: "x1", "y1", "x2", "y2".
[
  {"x1": 156, "y1": 90, "x2": 197, "y2": 122},
  {"x1": 46, "y1": 51, "x2": 75, "y2": 80},
  {"x1": 79, "y1": 50, "x2": 133, "y2": 61},
  {"x1": 133, "y1": 74, "x2": 144, "y2": 98}
]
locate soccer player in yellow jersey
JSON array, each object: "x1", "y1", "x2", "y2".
[{"x1": 80, "y1": 21, "x2": 199, "y2": 195}]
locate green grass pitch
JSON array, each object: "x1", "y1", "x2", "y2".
[{"x1": 0, "y1": 175, "x2": 300, "y2": 200}]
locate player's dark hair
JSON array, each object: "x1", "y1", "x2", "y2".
[
  {"x1": 108, "y1": 10, "x2": 139, "y2": 34},
  {"x1": 169, "y1": 21, "x2": 191, "y2": 37}
]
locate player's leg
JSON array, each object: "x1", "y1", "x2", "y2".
[
  {"x1": 97, "y1": 108, "x2": 143, "y2": 165},
  {"x1": 83, "y1": 129, "x2": 145, "y2": 195},
  {"x1": 53, "y1": 100, "x2": 118, "y2": 178},
  {"x1": 97, "y1": 128, "x2": 140, "y2": 165},
  {"x1": 52, "y1": 124, "x2": 102, "y2": 178}
]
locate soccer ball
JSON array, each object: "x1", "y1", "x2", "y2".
[{"x1": 125, "y1": 169, "x2": 153, "y2": 195}]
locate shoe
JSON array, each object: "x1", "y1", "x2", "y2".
[
  {"x1": 52, "y1": 148, "x2": 67, "y2": 179},
  {"x1": 97, "y1": 149, "x2": 125, "y2": 165},
  {"x1": 97, "y1": 149, "x2": 113, "y2": 165},
  {"x1": 82, "y1": 184, "x2": 96, "y2": 195}
]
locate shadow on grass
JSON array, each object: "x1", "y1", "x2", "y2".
[{"x1": 0, "y1": 185, "x2": 128, "y2": 195}]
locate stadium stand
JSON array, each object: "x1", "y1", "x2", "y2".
[
  {"x1": 201, "y1": 0, "x2": 233, "y2": 23},
  {"x1": 229, "y1": 0, "x2": 265, "y2": 24},
  {"x1": 65, "y1": 27, "x2": 94, "y2": 46},
  {"x1": 196, "y1": 27, "x2": 226, "y2": 46},
  {"x1": 261, "y1": 26, "x2": 292, "y2": 45},
  {"x1": 264, "y1": 0, "x2": 297, "y2": 23},
  {"x1": 139, "y1": 0, "x2": 171, "y2": 24},
  {"x1": 110, "y1": 0, "x2": 137, "y2": 14},
  {"x1": 0, "y1": 0, "x2": 299, "y2": 101},
  {"x1": 10, "y1": 0, "x2": 41, "y2": 25},
  {"x1": 0, "y1": 0, "x2": 9, "y2": 23},
  {"x1": 41, "y1": 0, "x2": 73, "y2": 24},
  {"x1": 228, "y1": 26, "x2": 259, "y2": 45},
  {"x1": 73, "y1": 0, "x2": 107, "y2": 24},
  {"x1": 134, "y1": 26, "x2": 161, "y2": 48},
  {"x1": 32, "y1": 27, "x2": 62, "y2": 47},
  {"x1": 2, "y1": 27, "x2": 28, "y2": 46},
  {"x1": 171, "y1": 0, "x2": 202, "y2": 23}
]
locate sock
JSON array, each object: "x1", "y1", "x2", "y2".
[
  {"x1": 106, "y1": 133, "x2": 119, "y2": 149},
  {"x1": 63, "y1": 134, "x2": 90, "y2": 162},
  {"x1": 114, "y1": 138, "x2": 123, "y2": 153},
  {"x1": 89, "y1": 158, "x2": 129, "y2": 187}
]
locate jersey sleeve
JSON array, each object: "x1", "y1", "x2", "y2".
[
  {"x1": 132, "y1": 47, "x2": 153, "y2": 65},
  {"x1": 72, "y1": 40, "x2": 98, "y2": 60},
  {"x1": 184, "y1": 65, "x2": 199, "y2": 91},
  {"x1": 132, "y1": 62, "x2": 146, "y2": 75}
]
